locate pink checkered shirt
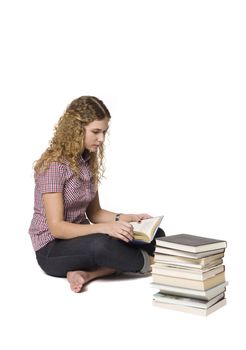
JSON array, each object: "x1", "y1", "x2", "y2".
[{"x1": 28, "y1": 152, "x2": 97, "y2": 251}]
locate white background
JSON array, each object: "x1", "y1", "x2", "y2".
[{"x1": 0, "y1": 0, "x2": 245, "y2": 349}]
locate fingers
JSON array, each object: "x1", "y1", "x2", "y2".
[
  {"x1": 136, "y1": 215, "x2": 143, "y2": 223},
  {"x1": 118, "y1": 231, "x2": 132, "y2": 243},
  {"x1": 104, "y1": 221, "x2": 134, "y2": 243},
  {"x1": 137, "y1": 213, "x2": 152, "y2": 222},
  {"x1": 116, "y1": 222, "x2": 134, "y2": 242},
  {"x1": 128, "y1": 213, "x2": 152, "y2": 223},
  {"x1": 120, "y1": 221, "x2": 133, "y2": 230}
]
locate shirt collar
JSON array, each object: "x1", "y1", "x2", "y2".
[{"x1": 80, "y1": 150, "x2": 91, "y2": 163}]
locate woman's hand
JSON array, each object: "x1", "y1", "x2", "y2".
[
  {"x1": 99, "y1": 221, "x2": 134, "y2": 243},
  {"x1": 121, "y1": 213, "x2": 152, "y2": 223}
]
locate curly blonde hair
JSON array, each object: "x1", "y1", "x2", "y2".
[{"x1": 34, "y1": 96, "x2": 111, "y2": 183}]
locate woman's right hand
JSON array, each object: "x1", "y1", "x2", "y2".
[{"x1": 98, "y1": 221, "x2": 134, "y2": 243}]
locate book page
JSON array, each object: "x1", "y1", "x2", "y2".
[{"x1": 131, "y1": 216, "x2": 163, "y2": 239}]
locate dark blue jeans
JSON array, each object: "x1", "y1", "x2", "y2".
[{"x1": 36, "y1": 228, "x2": 165, "y2": 277}]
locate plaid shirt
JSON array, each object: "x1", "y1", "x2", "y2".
[{"x1": 29, "y1": 152, "x2": 97, "y2": 251}]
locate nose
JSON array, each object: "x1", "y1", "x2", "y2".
[{"x1": 97, "y1": 133, "x2": 105, "y2": 143}]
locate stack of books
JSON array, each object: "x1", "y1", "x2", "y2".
[{"x1": 151, "y1": 234, "x2": 228, "y2": 316}]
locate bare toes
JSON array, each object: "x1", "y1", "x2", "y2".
[{"x1": 67, "y1": 271, "x2": 87, "y2": 293}]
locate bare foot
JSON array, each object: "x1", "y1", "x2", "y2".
[
  {"x1": 67, "y1": 267, "x2": 116, "y2": 293},
  {"x1": 67, "y1": 271, "x2": 89, "y2": 293},
  {"x1": 150, "y1": 255, "x2": 155, "y2": 265}
]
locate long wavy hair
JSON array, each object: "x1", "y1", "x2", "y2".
[{"x1": 34, "y1": 96, "x2": 111, "y2": 183}]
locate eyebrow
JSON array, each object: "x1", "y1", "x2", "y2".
[{"x1": 92, "y1": 128, "x2": 109, "y2": 132}]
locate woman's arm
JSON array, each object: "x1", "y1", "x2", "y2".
[
  {"x1": 42, "y1": 192, "x2": 134, "y2": 242},
  {"x1": 42, "y1": 192, "x2": 102, "y2": 239}
]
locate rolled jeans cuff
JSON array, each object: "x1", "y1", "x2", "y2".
[{"x1": 140, "y1": 249, "x2": 151, "y2": 274}]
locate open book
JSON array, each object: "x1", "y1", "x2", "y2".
[{"x1": 130, "y1": 215, "x2": 164, "y2": 243}]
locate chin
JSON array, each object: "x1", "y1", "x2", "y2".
[{"x1": 89, "y1": 147, "x2": 98, "y2": 152}]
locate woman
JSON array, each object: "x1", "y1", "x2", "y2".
[{"x1": 29, "y1": 96, "x2": 164, "y2": 292}]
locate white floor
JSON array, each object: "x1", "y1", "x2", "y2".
[
  {"x1": 1, "y1": 247, "x2": 241, "y2": 350},
  {"x1": 1, "y1": 2, "x2": 245, "y2": 348}
]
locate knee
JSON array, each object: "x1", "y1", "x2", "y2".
[
  {"x1": 93, "y1": 234, "x2": 113, "y2": 259},
  {"x1": 155, "y1": 227, "x2": 165, "y2": 238}
]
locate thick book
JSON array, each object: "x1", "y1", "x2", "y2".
[
  {"x1": 152, "y1": 271, "x2": 225, "y2": 290},
  {"x1": 131, "y1": 215, "x2": 164, "y2": 243},
  {"x1": 156, "y1": 234, "x2": 227, "y2": 253},
  {"x1": 152, "y1": 298, "x2": 226, "y2": 316},
  {"x1": 155, "y1": 246, "x2": 225, "y2": 259},
  {"x1": 153, "y1": 291, "x2": 225, "y2": 309},
  {"x1": 152, "y1": 264, "x2": 225, "y2": 281},
  {"x1": 153, "y1": 252, "x2": 224, "y2": 269},
  {"x1": 153, "y1": 259, "x2": 223, "y2": 272},
  {"x1": 151, "y1": 281, "x2": 228, "y2": 300}
]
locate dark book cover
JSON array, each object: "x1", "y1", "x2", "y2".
[
  {"x1": 157, "y1": 234, "x2": 226, "y2": 247},
  {"x1": 156, "y1": 234, "x2": 227, "y2": 253}
]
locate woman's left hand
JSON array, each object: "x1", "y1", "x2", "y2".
[{"x1": 121, "y1": 213, "x2": 152, "y2": 223}]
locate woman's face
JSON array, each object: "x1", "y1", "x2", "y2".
[{"x1": 84, "y1": 118, "x2": 109, "y2": 152}]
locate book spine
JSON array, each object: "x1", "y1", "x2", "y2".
[{"x1": 152, "y1": 272, "x2": 225, "y2": 290}]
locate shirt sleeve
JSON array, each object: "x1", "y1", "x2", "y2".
[{"x1": 37, "y1": 162, "x2": 66, "y2": 194}]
